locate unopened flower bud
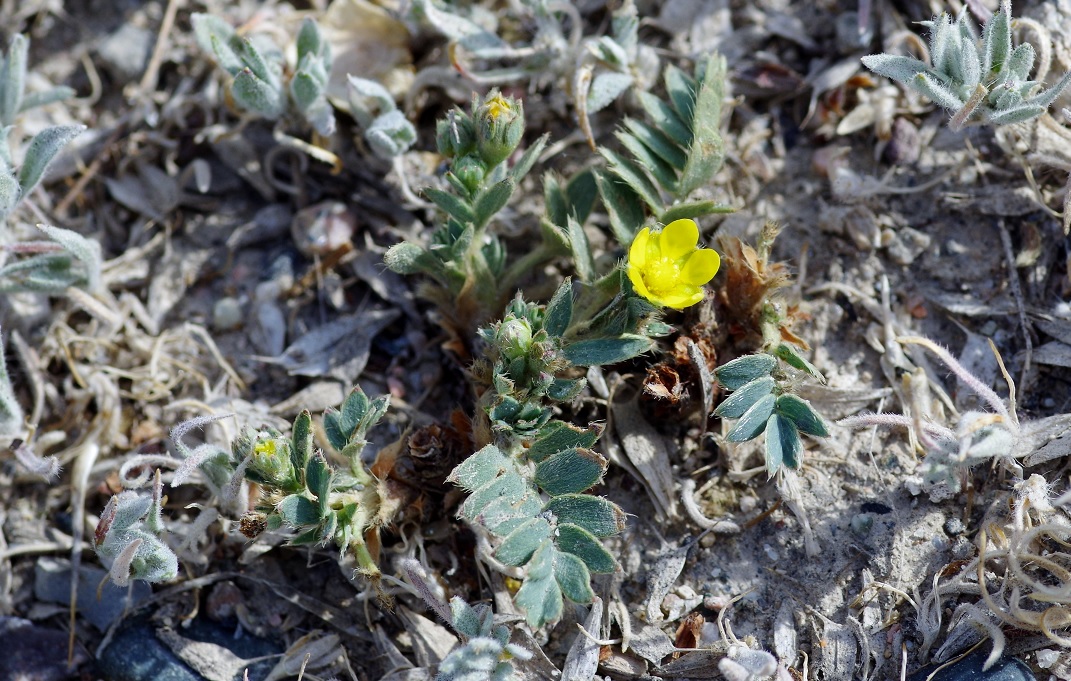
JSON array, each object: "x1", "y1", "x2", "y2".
[
  {"x1": 497, "y1": 318, "x2": 533, "y2": 361},
  {"x1": 250, "y1": 436, "x2": 296, "y2": 488},
  {"x1": 435, "y1": 111, "x2": 476, "y2": 159},
  {"x1": 475, "y1": 90, "x2": 524, "y2": 168},
  {"x1": 451, "y1": 153, "x2": 486, "y2": 195}
]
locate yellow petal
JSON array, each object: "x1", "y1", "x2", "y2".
[
  {"x1": 627, "y1": 261, "x2": 653, "y2": 299},
  {"x1": 659, "y1": 219, "x2": 699, "y2": 261},
  {"x1": 629, "y1": 227, "x2": 651, "y2": 269},
  {"x1": 659, "y1": 287, "x2": 704, "y2": 309},
  {"x1": 680, "y1": 248, "x2": 720, "y2": 286}
]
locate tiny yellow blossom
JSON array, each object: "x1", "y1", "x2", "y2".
[
  {"x1": 484, "y1": 93, "x2": 512, "y2": 120},
  {"x1": 626, "y1": 219, "x2": 720, "y2": 309}
]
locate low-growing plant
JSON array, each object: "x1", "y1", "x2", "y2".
[
  {"x1": 410, "y1": 0, "x2": 655, "y2": 146},
  {"x1": 192, "y1": 14, "x2": 336, "y2": 136},
  {"x1": 95, "y1": 387, "x2": 400, "y2": 588},
  {"x1": 94, "y1": 471, "x2": 179, "y2": 586},
  {"x1": 385, "y1": 88, "x2": 550, "y2": 346},
  {"x1": 346, "y1": 75, "x2": 417, "y2": 160},
  {"x1": 0, "y1": 34, "x2": 82, "y2": 223},
  {"x1": 595, "y1": 53, "x2": 733, "y2": 244},
  {"x1": 710, "y1": 223, "x2": 830, "y2": 477},
  {"x1": 861, "y1": 0, "x2": 1071, "y2": 129},
  {"x1": 0, "y1": 224, "x2": 102, "y2": 294}
]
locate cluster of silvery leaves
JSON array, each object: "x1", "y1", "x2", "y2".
[
  {"x1": 410, "y1": 0, "x2": 654, "y2": 144},
  {"x1": 595, "y1": 53, "x2": 732, "y2": 246},
  {"x1": 0, "y1": 327, "x2": 22, "y2": 437},
  {"x1": 384, "y1": 89, "x2": 548, "y2": 330},
  {"x1": 861, "y1": 0, "x2": 1071, "y2": 130},
  {"x1": 840, "y1": 338, "x2": 1027, "y2": 493},
  {"x1": 449, "y1": 289, "x2": 657, "y2": 628},
  {"x1": 346, "y1": 75, "x2": 417, "y2": 160},
  {"x1": 94, "y1": 472, "x2": 178, "y2": 586},
  {"x1": 435, "y1": 596, "x2": 533, "y2": 681},
  {"x1": 0, "y1": 35, "x2": 83, "y2": 223},
  {"x1": 94, "y1": 387, "x2": 391, "y2": 585},
  {"x1": 0, "y1": 36, "x2": 100, "y2": 296},
  {"x1": 191, "y1": 14, "x2": 336, "y2": 136},
  {"x1": 714, "y1": 345, "x2": 829, "y2": 477}
]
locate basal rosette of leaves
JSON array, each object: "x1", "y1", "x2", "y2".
[{"x1": 861, "y1": 0, "x2": 1071, "y2": 129}]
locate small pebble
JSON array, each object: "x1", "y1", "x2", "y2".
[
  {"x1": 850, "y1": 513, "x2": 874, "y2": 537},
  {"x1": 908, "y1": 647, "x2": 1034, "y2": 681},
  {"x1": 944, "y1": 517, "x2": 966, "y2": 536},
  {"x1": 0, "y1": 617, "x2": 86, "y2": 681},
  {"x1": 212, "y1": 297, "x2": 244, "y2": 332},
  {"x1": 883, "y1": 117, "x2": 920, "y2": 166}
]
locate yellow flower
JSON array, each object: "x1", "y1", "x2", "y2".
[
  {"x1": 484, "y1": 92, "x2": 512, "y2": 120},
  {"x1": 626, "y1": 219, "x2": 720, "y2": 309}
]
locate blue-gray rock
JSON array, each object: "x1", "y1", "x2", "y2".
[
  {"x1": 910, "y1": 648, "x2": 1036, "y2": 681},
  {"x1": 0, "y1": 617, "x2": 87, "y2": 681},
  {"x1": 34, "y1": 556, "x2": 152, "y2": 631},
  {"x1": 97, "y1": 615, "x2": 280, "y2": 681}
]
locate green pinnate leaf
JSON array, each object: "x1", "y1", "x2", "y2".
[
  {"x1": 775, "y1": 394, "x2": 829, "y2": 437},
  {"x1": 615, "y1": 129, "x2": 678, "y2": 193},
  {"x1": 982, "y1": 1, "x2": 1011, "y2": 75},
  {"x1": 543, "y1": 494, "x2": 625, "y2": 537},
  {"x1": 546, "y1": 377, "x2": 586, "y2": 402},
  {"x1": 305, "y1": 454, "x2": 332, "y2": 514},
  {"x1": 543, "y1": 278, "x2": 573, "y2": 337},
  {"x1": 459, "y1": 471, "x2": 526, "y2": 522},
  {"x1": 426, "y1": 187, "x2": 476, "y2": 225},
  {"x1": 527, "y1": 422, "x2": 601, "y2": 463},
  {"x1": 514, "y1": 543, "x2": 563, "y2": 628},
  {"x1": 0, "y1": 34, "x2": 28, "y2": 125},
  {"x1": 18, "y1": 86, "x2": 75, "y2": 114},
  {"x1": 636, "y1": 91, "x2": 691, "y2": 147},
  {"x1": 18, "y1": 125, "x2": 84, "y2": 198},
  {"x1": 507, "y1": 133, "x2": 548, "y2": 185},
  {"x1": 593, "y1": 169, "x2": 645, "y2": 246},
  {"x1": 715, "y1": 353, "x2": 776, "y2": 390},
  {"x1": 561, "y1": 335, "x2": 653, "y2": 367},
  {"x1": 677, "y1": 54, "x2": 726, "y2": 197},
  {"x1": 714, "y1": 376, "x2": 776, "y2": 419},
  {"x1": 623, "y1": 118, "x2": 687, "y2": 170},
  {"x1": 726, "y1": 393, "x2": 776, "y2": 442},
  {"x1": 534, "y1": 447, "x2": 607, "y2": 496},
  {"x1": 289, "y1": 70, "x2": 323, "y2": 113},
  {"x1": 339, "y1": 387, "x2": 370, "y2": 436},
  {"x1": 277, "y1": 494, "x2": 320, "y2": 527},
  {"x1": 296, "y1": 18, "x2": 326, "y2": 63},
  {"x1": 774, "y1": 343, "x2": 824, "y2": 382},
  {"x1": 765, "y1": 413, "x2": 803, "y2": 475},
  {"x1": 600, "y1": 146, "x2": 663, "y2": 211},
  {"x1": 290, "y1": 410, "x2": 313, "y2": 473},
  {"x1": 231, "y1": 68, "x2": 284, "y2": 119},
  {"x1": 663, "y1": 63, "x2": 696, "y2": 126},
  {"x1": 495, "y1": 517, "x2": 552, "y2": 566},
  {"x1": 478, "y1": 493, "x2": 542, "y2": 536},
  {"x1": 554, "y1": 550, "x2": 594, "y2": 603},
  {"x1": 450, "y1": 444, "x2": 514, "y2": 492},
  {"x1": 556, "y1": 523, "x2": 616, "y2": 573},
  {"x1": 473, "y1": 178, "x2": 515, "y2": 228},
  {"x1": 658, "y1": 200, "x2": 733, "y2": 225},
  {"x1": 191, "y1": 14, "x2": 242, "y2": 74}
]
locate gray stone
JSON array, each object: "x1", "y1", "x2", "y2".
[
  {"x1": 0, "y1": 617, "x2": 87, "y2": 681},
  {"x1": 909, "y1": 648, "x2": 1036, "y2": 681},
  {"x1": 34, "y1": 556, "x2": 152, "y2": 631},
  {"x1": 96, "y1": 23, "x2": 154, "y2": 81}
]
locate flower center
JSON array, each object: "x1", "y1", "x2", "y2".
[
  {"x1": 485, "y1": 94, "x2": 512, "y2": 120},
  {"x1": 643, "y1": 257, "x2": 682, "y2": 296}
]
